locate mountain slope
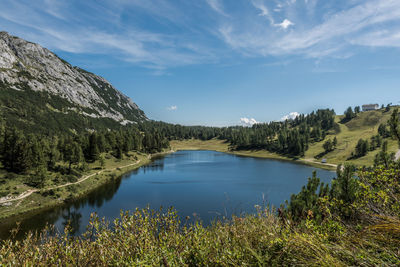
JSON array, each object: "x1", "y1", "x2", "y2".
[
  {"x1": 304, "y1": 108, "x2": 399, "y2": 166},
  {"x1": 0, "y1": 31, "x2": 146, "y2": 133}
]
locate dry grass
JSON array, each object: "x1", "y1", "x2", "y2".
[{"x1": 0, "y1": 208, "x2": 399, "y2": 266}]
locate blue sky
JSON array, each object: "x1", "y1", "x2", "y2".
[{"x1": 1, "y1": 0, "x2": 400, "y2": 126}]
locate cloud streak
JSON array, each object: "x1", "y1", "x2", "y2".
[
  {"x1": 0, "y1": 0, "x2": 216, "y2": 68},
  {"x1": 1, "y1": 0, "x2": 400, "y2": 68},
  {"x1": 205, "y1": 0, "x2": 228, "y2": 16},
  {"x1": 219, "y1": 0, "x2": 400, "y2": 58}
]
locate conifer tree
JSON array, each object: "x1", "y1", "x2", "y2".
[{"x1": 88, "y1": 133, "x2": 100, "y2": 161}]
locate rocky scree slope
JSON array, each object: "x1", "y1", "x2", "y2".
[{"x1": 0, "y1": 31, "x2": 147, "y2": 132}]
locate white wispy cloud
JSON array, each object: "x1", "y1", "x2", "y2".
[
  {"x1": 0, "y1": 0, "x2": 216, "y2": 68},
  {"x1": 167, "y1": 105, "x2": 178, "y2": 111},
  {"x1": 280, "y1": 112, "x2": 300, "y2": 121},
  {"x1": 205, "y1": 0, "x2": 228, "y2": 16},
  {"x1": 240, "y1": 117, "x2": 259, "y2": 126},
  {"x1": 350, "y1": 29, "x2": 400, "y2": 48},
  {"x1": 1, "y1": 0, "x2": 400, "y2": 68},
  {"x1": 276, "y1": 19, "x2": 294, "y2": 29},
  {"x1": 251, "y1": 0, "x2": 275, "y2": 25},
  {"x1": 219, "y1": 0, "x2": 400, "y2": 58}
]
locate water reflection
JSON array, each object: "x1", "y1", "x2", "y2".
[
  {"x1": 0, "y1": 176, "x2": 123, "y2": 240},
  {"x1": 0, "y1": 151, "x2": 335, "y2": 240},
  {"x1": 62, "y1": 208, "x2": 82, "y2": 235}
]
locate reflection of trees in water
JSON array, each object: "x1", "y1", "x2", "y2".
[
  {"x1": 120, "y1": 158, "x2": 165, "y2": 178},
  {"x1": 86, "y1": 176, "x2": 122, "y2": 208},
  {"x1": 62, "y1": 208, "x2": 82, "y2": 235},
  {"x1": 0, "y1": 176, "x2": 124, "y2": 240},
  {"x1": 142, "y1": 161, "x2": 164, "y2": 173}
]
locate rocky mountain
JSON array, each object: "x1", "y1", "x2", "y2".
[{"x1": 0, "y1": 31, "x2": 147, "y2": 133}]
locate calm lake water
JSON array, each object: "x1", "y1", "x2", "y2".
[{"x1": 0, "y1": 150, "x2": 335, "y2": 239}]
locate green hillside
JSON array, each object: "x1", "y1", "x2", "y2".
[
  {"x1": 167, "y1": 107, "x2": 400, "y2": 168},
  {"x1": 305, "y1": 107, "x2": 399, "y2": 166}
]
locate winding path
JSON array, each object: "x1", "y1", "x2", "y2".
[
  {"x1": 0, "y1": 160, "x2": 141, "y2": 205},
  {"x1": 301, "y1": 158, "x2": 338, "y2": 168}
]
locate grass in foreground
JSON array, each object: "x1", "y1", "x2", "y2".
[
  {"x1": 1, "y1": 206, "x2": 399, "y2": 266},
  {"x1": 1, "y1": 157, "x2": 400, "y2": 266}
]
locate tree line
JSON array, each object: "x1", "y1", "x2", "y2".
[
  {"x1": 0, "y1": 122, "x2": 169, "y2": 180},
  {"x1": 140, "y1": 109, "x2": 336, "y2": 157},
  {"x1": 286, "y1": 108, "x2": 400, "y2": 222}
]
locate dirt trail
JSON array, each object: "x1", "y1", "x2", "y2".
[
  {"x1": 0, "y1": 160, "x2": 140, "y2": 205},
  {"x1": 301, "y1": 158, "x2": 338, "y2": 168},
  {"x1": 396, "y1": 149, "x2": 400, "y2": 161}
]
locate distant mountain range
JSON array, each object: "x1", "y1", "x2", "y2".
[{"x1": 0, "y1": 31, "x2": 147, "y2": 133}]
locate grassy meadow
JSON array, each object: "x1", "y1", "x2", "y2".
[{"x1": 305, "y1": 108, "x2": 398, "y2": 166}]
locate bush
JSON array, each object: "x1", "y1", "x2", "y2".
[{"x1": 65, "y1": 174, "x2": 78, "y2": 183}]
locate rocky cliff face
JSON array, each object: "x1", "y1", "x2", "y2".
[{"x1": 0, "y1": 31, "x2": 147, "y2": 125}]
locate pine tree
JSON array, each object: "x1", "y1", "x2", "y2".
[
  {"x1": 323, "y1": 139, "x2": 333, "y2": 153},
  {"x1": 389, "y1": 108, "x2": 400, "y2": 144},
  {"x1": 88, "y1": 133, "x2": 100, "y2": 162},
  {"x1": 331, "y1": 165, "x2": 358, "y2": 207},
  {"x1": 344, "y1": 107, "x2": 356, "y2": 122},
  {"x1": 65, "y1": 141, "x2": 83, "y2": 173}
]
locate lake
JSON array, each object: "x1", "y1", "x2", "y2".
[{"x1": 0, "y1": 150, "x2": 335, "y2": 239}]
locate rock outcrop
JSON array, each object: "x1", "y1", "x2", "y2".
[{"x1": 0, "y1": 31, "x2": 147, "y2": 125}]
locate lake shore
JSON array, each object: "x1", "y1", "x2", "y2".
[
  {"x1": 0, "y1": 142, "x2": 335, "y2": 231},
  {"x1": 170, "y1": 139, "x2": 338, "y2": 171},
  {"x1": 0, "y1": 151, "x2": 175, "y2": 226}
]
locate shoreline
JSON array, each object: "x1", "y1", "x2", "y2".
[
  {"x1": 0, "y1": 144, "x2": 335, "y2": 226},
  {"x1": 0, "y1": 151, "x2": 174, "y2": 224},
  {"x1": 170, "y1": 139, "x2": 338, "y2": 171}
]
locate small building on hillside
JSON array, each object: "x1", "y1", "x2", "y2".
[
  {"x1": 321, "y1": 158, "x2": 327, "y2": 163},
  {"x1": 362, "y1": 104, "x2": 379, "y2": 111}
]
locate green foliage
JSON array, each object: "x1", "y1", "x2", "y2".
[
  {"x1": 87, "y1": 133, "x2": 100, "y2": 162},
  {"x1": 0, "y1": 123, "x2": 169, "y2": 178},
  {"x1": 140, "y1": 109, "x2": 336, "y2": 157},
  {"x1": 343, "y1": 106, "x2": 356, "y2": 122},
  {"x1": 335, "y1": 165, "x2": 358, "y2": 204},
  {"x1": 1, "y1": 198, "x2": 400, "y2": 266},
  {"x1": 374, "y1": 141, "x2": 395, "y2": 167},
  {"x1": 389, "y1": 108, "x2": 400, "y2": 145},
  {"x1": 351, "y1": 139, "x2": 369, "y2": 158},
  {"x1": 287, "y1": 171, "x2": 329, "y2": 221},
  {"x1": 378, "y1": 123, "x2": 391, "y2": 138},
  {"x1": 28, "y1": 166, "x2": 47, "y2": 188},
  {"x1": 99, "y1": 155, "x2": 106, "y2": 169},
  {"x1": 287, "y1": 165, "x2": 359, "y2": 221},
  {"x1": 0, "y1": 81, "x2": 131, "y2": 134},
  {"x1": 322, "y1": 139, "x2": 335, "y2": 153},
  {"x1": 1, "y1": 148, "x2": 400, "y2": 265}
]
